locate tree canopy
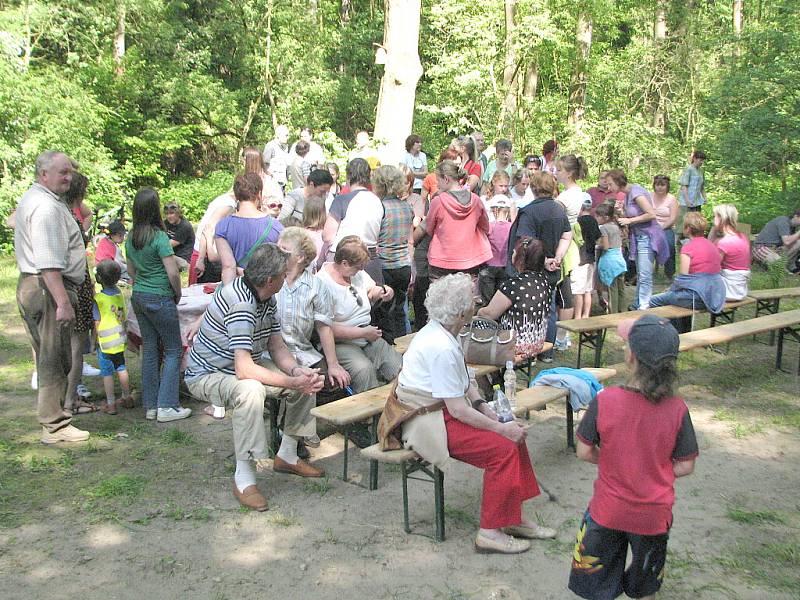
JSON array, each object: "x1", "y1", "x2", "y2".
[{"x1": 0, "y1": 0, "x2": 798, "y2": 249}]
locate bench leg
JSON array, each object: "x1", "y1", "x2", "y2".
[
  {"x1": 434, "y1": 467, "x2": 445, "y2": 542},
  {"x1": 594, "y1": 329, "x2": 606, "y2": 368},
  {"x1": 368, "y1": 415, "x2": 379, "y2": 491},
  {"x1": 566, "y1": 398, "x2": 575, "y2": 449},
  {"x1": 755, "y1": 299, "x2": 780, "y2": 345},
  {"x1": 341, "y1": 426, "x2": 349, "y2": 481},
  {"x1": 401, "y1": 461, "x2": 411, "y2": 534}
]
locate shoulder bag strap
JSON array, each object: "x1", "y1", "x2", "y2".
[{"x1": 239, "y1": 218, "x2": 275, "y2": 268}]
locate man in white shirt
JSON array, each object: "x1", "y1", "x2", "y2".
[{"x1": 262, "y1": 125, "x2": 291, "y2": 189}]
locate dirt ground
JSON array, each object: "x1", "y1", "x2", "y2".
[{"x1": 1, "y1": 327, "x2": 799, "y2": 600}]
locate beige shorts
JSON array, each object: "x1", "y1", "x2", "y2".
[{"x1": 570, "y1": 263, "x2": 596, "y2": 294}]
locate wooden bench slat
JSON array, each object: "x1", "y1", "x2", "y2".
[
  {"x1": 558, "y1": 305, "x2": 697, "y2": 334},
  {"x1": 361, "y1": 444, "x2": 418, "y2": 463},
  {"x1": 513, "y1": 367, "x2": 617, "y2": 414},
  {"x1": 747, "y1": 287, "x2": 800, "y2": 301},
  {"x1": 679, "y1": 309, "x2": 800, "y2": 351}
]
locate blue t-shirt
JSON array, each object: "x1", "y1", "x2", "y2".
[{"x1": 215, "y1": 215, "x2": 283, "y2": 266}]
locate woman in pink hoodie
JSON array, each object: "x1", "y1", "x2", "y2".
[{"x1": 425, "y1": 160, "x2": 492, "y2": 284}]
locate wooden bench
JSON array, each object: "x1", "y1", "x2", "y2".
[
  {"x1": 557, "y1": 306, "x2": 697, "y2": 368},
  {"x1": 747, "y1": 287, "x2": 800, "y2": 344},
  {"x1": 360, "y1": 366, "x2": 616, "y2": 541},
  {"x1": 709, "y1": 297, "x2": 756, "y2": 327},
  {"x1": 678, "y1": 308, "x2": 800, "y2": 373}
]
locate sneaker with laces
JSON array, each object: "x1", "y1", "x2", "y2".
[
  {"x1": 157, "y1": 406, "x2": 192, "y2": 422},
  {"x1": 41, "y1": 425, "x2": 90, "y2": 444},
  {"x1": 145, "y1": 409, "x2": 157, "y2": 421},
  {"x1": 76, "y1": 384, "x2": 92, "y2": 399},
  {"x1": 82, "y1": 362, "x2": 101, "y2": 377}
]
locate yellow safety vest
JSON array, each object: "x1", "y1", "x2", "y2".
[{"x1": 95, "y1": 291, "x2": 126, "y2": 355}]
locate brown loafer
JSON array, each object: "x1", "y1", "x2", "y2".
[
  {"x1": 273, "y1": 456, "x2": 325, "y2": 478},
  {"x1": 232, "y1": 483, "x2": 268, "y2": 512}
]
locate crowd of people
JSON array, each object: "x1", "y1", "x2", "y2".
[{"x1": 9, "y1": 128, "x2": 799, "y2": 596}]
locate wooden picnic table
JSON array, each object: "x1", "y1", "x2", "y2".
[{"x1": 747, "y1": 287, "x2": 800, "y2": 344}]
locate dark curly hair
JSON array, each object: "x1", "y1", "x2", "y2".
[{"x1": 631, "y1": 357, "x2": 678, "y2": 404}]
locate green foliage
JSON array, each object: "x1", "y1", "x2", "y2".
[{"x1": 160, "y1": 171, "x2": 233, "y2": 223}]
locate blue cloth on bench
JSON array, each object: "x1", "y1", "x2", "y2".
[{"x1": 530, "y1": 367, "x2": 604, "y2": 411}]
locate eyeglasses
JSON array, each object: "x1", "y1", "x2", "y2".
[
  {"x1": 348, "y1": 285, "x2": 363, "y2": 307},
  {"x1": 267, "y1": 203, "x2": 283, "y2": 209}
]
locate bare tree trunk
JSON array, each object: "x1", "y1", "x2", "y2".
[
  {"x1": 23, "y1": 0, "x2": 32, "y2": 69},
  {"x1": 520, "y1": 59, "x2": 538, "y2": 121},
  {"x1": 340, "y1": 0, "x2": 352, "y2": 23},
  {"x1": 567, "y1": 12, "x2": 592, "y2": 130},
  {"x1": 498, "y1": 0, "x2": 518, "y2": 136},
  {"x1": 733, "y1": 0, "x2": 743, "y2": 35},
  {"x1": 113, "y1": 1, "x2": 126, "y2": 76},
  {"x1": 651, "y1": 0, "x2": 668, "y2": 131},
  {"x1": 373, "y1": 0, "x2": 423, "y2": 165}
]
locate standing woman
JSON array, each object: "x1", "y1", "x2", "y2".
[
  {"x1": 426, "y1": 160, "x2": 492, "y2": 285},
  {"x1": 651, "y1": 175, "x2": 679, "y2": 280},
  {"x1": 402, "y1": 134, "x2": 428, "y2": 195},
  {"x1": 606, "y1": 169, "x2": 669, "y2": 310},
  {"x1": 243, "y1": 147, "x2": 284, "y2": 211},
  {"x1": 458, "y1": 136, "x2": 484, "y2": 193},
  {"x1": 125, "y1": 188, "x2": 191, "y2": 422}
]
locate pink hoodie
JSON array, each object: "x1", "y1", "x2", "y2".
[{"x1": 426, "y1": 189, "x2": 492, "y2": 270}]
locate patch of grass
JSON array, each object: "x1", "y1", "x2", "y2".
[
  {"x1": 544, "y1": 537, "x2": 574, "y2": 558},
  {"x1": 166, "y1": 506, "x2": 211, "y2": 522},
  {"x1": 267, "y1": 511, "x2": 298, "y2": 527},
  {"x1": 443, "y1": 505, "x2": 479, "y2": 529},
  {"x1": 712, "y1": 408, "x2": 765, "y2": 438},
  {"x1": 727, "y1": 507, "x2": 787, "y2": 525},
  {"x1": 303, "y1": 477, "x2": 331, "y2": 497},
  {"x1": 719, "y1": 539, "x2": 800, "y2": 591},
  {"x1": 162, "y1": 427, "x2": 194, "y2": 446},
  {"x1": 82, "y1": 474, "x2": 145, "y2": 504}
]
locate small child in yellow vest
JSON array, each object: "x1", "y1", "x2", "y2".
[{"x1": 93, "y1": 260, "x2": 132, "y2": 414}]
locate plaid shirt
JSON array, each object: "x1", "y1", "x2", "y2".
[
  {"x1": 275, "y1": 268, "x2": 333, "y2": 366},
  {"x1": 378, "y1": 196, "x2": 413, "y2": 269},
  {"x1": 679, "y1": 164, "x2": 705, "y2": 207}
]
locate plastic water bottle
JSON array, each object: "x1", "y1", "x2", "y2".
[
  {"x1": 492, "y1": 384, "x2": 515, "y2": 423},
  {"x1": 503, "y1": 360, "x2": 517, "y2": 411}
]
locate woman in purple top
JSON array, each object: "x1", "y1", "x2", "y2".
[
  {"x1": 216, "y1": 173, "x2": 283, "y2": 285},
  {"x1": 606, "y1": 169, "x2": 668, "y2": 309}
]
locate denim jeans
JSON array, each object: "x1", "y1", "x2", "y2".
[
  {"x1": 634, "y1": 234, "x2": 655, "y2": 309},
  {"x1": 131, "y1": 291, "x2": 181, "y2": 410},
  {"x1": 649, "y1": 287, "x2": 704, "y2": 333},
  {"x1": 662, "y1": 228, "x2": 676, "y2": 279},
  {"x1": 539, "y1": 288, "x2": 558, "y2": 360}
]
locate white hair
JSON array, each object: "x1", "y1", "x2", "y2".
[
  {"x1": 34, "y1": 150, "x2": 65, "y2": 177},
  {"x1": 424, "y1": 273, "x2": 474, "y2": 326}
]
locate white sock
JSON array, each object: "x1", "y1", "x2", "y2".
[
  {"x1": 234, "y1": 460, "x2": 256, "y2": 493},
  {"x1": 213, "y1": 405, "x2": 225, "y2": 418},
  {"x1": 277, "y1": 433, "x2": 299, "y2": 465}
]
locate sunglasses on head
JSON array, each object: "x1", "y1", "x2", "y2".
[
  {"x1": 348, "y1": 285, "x2": 363, "y2": 307},
  {"x1": 267, "y1": 202, "x2": 283, "y2": 209}
]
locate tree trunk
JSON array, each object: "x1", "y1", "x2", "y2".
[
  {"x1": 520, "y1": 59, "x2": 538, "y2": 121},
  {"x1": 651, "y1": 0, "x2": 668, "y2": 131},
  {"x1": 567, "y1": 12, "x2": 592, "y2": 130},
  {"x1": 113, "y1": 1, "x2": 126, "y2": 76},
  {"x1": 498, "y1": 0, "x2": 518, "y2": 137},
  {"x1": 733, "y1": 0, "x2": 743, "y2": 35},
  {"x1": 373, "y1": 0, "x2": 423, "y2": 166},
  {"x1": 340, "y1": 0, "x2": 352, "y2": 23}
]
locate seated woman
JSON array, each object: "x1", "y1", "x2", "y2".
[
  {"x1": 390, "y1": 273, "x2": 555, "y2": 554},
  {"x1": 216, "y1": 172, "x2": 283, "y2": 285},
  {"x1": 316, "y1": 235, "x2": 402, "y2": 393},
  {"x1": 478, "y1": 237, "x2": 551, "y2": 359},
  {"x1": 708, "y1": 204, "x2": 751, "y2": 300},
  {"x1": 649, "y1": 212, "x2": 726, "y2": 332}
]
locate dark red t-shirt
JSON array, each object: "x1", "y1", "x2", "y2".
[{"x1": 576, "y1": 386, "x2": 698, "y2": 535}]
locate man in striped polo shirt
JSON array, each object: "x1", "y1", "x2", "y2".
[{"x1": 185, "y1": 244, "x2": 325, "y2": 512}]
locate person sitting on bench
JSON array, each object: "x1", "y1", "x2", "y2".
[
  {"x1": 395, "y1": 273, "x2": 556, "y2": 554},
  {"x1": 708, "y1": 204, "x2": 751, "y2": 300},
  {"x1": 649, "y1": 212, "x2": 726, "y2": 332},
  {"x1": 752, "y1": 208, "x2": 800, "y2": 274},
  {"x1": 316, "y1": 235, "x2": 402, "y2": 393}
]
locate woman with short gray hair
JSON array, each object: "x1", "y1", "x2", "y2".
[{"x1": 389, "y1": 273, "x2": 555, "y2": 554}]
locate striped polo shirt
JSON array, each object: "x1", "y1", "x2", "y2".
[{"x1": 184, "y1": 277, "x2": 281, "y2": 381}]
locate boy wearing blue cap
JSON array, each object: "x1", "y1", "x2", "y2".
[{"x1": 568, "y1": 314, "x2": 699, "y2": 600}]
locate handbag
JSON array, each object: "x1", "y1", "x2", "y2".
[
  {"x1": 377, "y1": 379, "x2": 445, "y2": 451},
  {"x1": 458, "y1": 316, "x2": 516, "y2": 366}
]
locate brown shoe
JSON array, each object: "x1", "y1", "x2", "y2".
[
  {"x1": 273, "y1": 456, "x2": 325, "y2": 478},
  {"x1": 232, "y1": 483, "x2": 268, "y2": 512}
]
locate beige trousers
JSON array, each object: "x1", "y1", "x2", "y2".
[{"x1": 186, "y1": 359, "x2": 315, "y2": 461}]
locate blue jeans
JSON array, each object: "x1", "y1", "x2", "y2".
[
  {"x1": 662, "y1": 228, "x2": 676, "y2": 279},
  {"x1": 634, "y1": 234, "x2": 655, "y2": 309},
  {"x1": 649, "y1": 287, "x2": 704, "y2": 333},
  {"x1": 131, "y1": 291, "x2": 181, "y2": 410}
]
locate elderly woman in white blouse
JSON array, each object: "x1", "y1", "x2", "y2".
[{"x1": 397, "y1": 273, "x2": 555, "y2": 554}]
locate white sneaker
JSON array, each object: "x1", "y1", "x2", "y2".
[
  {"x1": 41, "y1": 425, "x2": 90, "y2": 444},
  {"x1": 145, "y1": 409, "x2": 157, "y2": 421},
  {"x1": 31, "y1": 371, "x2": 38, "y2": 390},
  {"x1": 76, "y1": 384, "x2": 92, "y2": 399},
  {"x1": 157, "y1": 406, "x2": 192, "y2": 422},
  {"x1": 82, "y1": 362, "x2": 101, "y2": 377}
]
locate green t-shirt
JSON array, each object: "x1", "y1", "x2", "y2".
[{"x1": 125, "y1": 229, "x2": 175, "y2": 297}]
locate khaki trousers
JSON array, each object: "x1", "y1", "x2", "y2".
[
  {"x1": 334, "y1": 339, "x2": 402, "y2": 394},
  {"x1": 186, "y1": 359, "x2": 315, "y2": 461},
  {"x1": 16, "y1": 274, "x2": 77, "y2": 432}
]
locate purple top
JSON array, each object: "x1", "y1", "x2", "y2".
[
  {"x1": 625, "y1": 184, "x2": 669, "y2": 265},
  {"x1": 215, "y1": 215, "x2": 283, "y2": 266}
]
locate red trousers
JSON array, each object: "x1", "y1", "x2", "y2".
[
  {"x1": 444, "y1": 408, "x2": 540, "y2": 529},
  {"x1": 188, "y1": 250, "x2": 200, "y2": 285}
]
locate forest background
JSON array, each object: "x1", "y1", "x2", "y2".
[{"x1": 0, "y1": 0, "x2": 797, "y2": 252}]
